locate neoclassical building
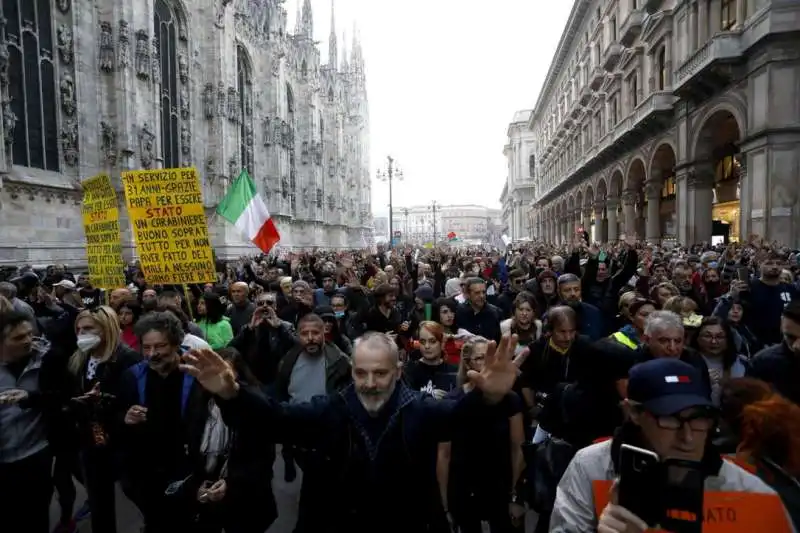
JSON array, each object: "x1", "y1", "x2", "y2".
[
  {"x1": 527, "y1": 0, "x2": 800, "y2": 246},
  {"x1": 500, "y1": 110, "x2": 536, "y2": 241},
  {"x1": 0, "y1": 0, "x2": 372, "y2": 265}
]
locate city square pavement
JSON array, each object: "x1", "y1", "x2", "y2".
[
  {"x1": 50, "y1": 447, "x2": 537, "y2": 532},
  {"x1": 49, "y1": 448, "x2": 300, "y2": 533}
]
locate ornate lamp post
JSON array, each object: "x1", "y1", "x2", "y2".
[
  {"x1": 429, "y1": 201, "x2": 440, "y2": 244},
  {"x1": 376, "y1": 156, "x2": 403, "y2": 247}
]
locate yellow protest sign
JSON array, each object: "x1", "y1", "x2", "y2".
[
  {"x1": 121, "y1": 167, "x2": 216, "y2": 284},
  {"x1": 81, "y1": 174, "x2": 125, "y2": 289}
]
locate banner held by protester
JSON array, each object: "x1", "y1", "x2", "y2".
[
  {"x1": 216, "y1": 169, "x2": 281, "y2": 253},
  {"x1": 122, "y1": 167, "x2": 216, "y2": 284},
  {"x1": 81, "y1": 173, "x2": 125, "y2": 289}
]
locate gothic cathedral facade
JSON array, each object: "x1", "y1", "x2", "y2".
[{"x1": 0, "y1": 0, "x2": 372, "y2": 265}]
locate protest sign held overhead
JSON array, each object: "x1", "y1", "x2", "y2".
[
  {"x1": 122, "y1": 167, "x2": 216, "y2": 284},
  {"x1": 81, "y1": 173, "x2": 125, "y2": 289}
]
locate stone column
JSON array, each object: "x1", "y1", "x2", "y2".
[
  {"x1": 688, "y1": 2, "x2": 697, "y2": 53},
  {"x1": 607, "y1": 197, "x2": 619, "y2": 241},
  {"x1": 645, "y1": 172, "x2": 663, "y2": 243},
  {"x1": 665, "y1": 39, "x2": 673, "y2": 87},
  {"x1": 736, "y1": 0, "x2": 747, "y2": 28},
  {"x1": 688, "y1": 168, "x2": 715, "y2": 244},
  {"x1": 698, "y1": 0, "x2": 708, "y2": 43},
  {"x1": 622, "y1": 189, "x2": 638, "y2": 239},
  {"x1": 593, "y1": 202, "x2": 604, "y2": 243},
  {"x1": 736, "y1": 153, "x2": 749, "y2": 241}
]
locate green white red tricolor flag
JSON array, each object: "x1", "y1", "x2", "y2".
[{"x1": 216, "y1": 169, "x2": 281, "y2": 253}]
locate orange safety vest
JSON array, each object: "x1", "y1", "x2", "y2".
[{"x1": 592, "y1": 479, "x2": 792, "y2": 532}]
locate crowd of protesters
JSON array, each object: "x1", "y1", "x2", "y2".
[{"x1": 0, "y1": 235, "x2": 799, "y2": 533}]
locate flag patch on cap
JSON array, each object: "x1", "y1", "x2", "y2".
[{"x1": 665, "y1": 375, "x2": 690, "y2": 383}]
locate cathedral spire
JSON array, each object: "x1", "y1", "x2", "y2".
[
  {"x1": 294, "y1": 0, "x2": 301, "y2": 35},
  {"x1": 329, "y1": 0, "x2": 338, "y2": 69},
  {"x1": 301, "y1": 0, "x2": 313, "y2": 39},
  {"x1": 341, "y1": 29, "x2": 349, "y2": 72}
]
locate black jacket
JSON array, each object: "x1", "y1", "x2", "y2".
[
  {"x1": 67, "y1": 342, "x2": 141, "y2": 450},
  {"x1": 228, "y1": 321, "x2": 296, "y2": 386},
  {"x1": 217, "y1": 383, "x2": 501, "y2": 533}
]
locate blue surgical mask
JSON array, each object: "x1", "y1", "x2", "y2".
[
  {"x1": 335, "y1": 311, "x2": 345, "y2": 319},
  {"x1": 708, "y1": 261, "x2": 718, "y2": 269}
]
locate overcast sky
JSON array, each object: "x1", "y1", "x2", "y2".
[{"x1": 293, "y1": 0, "x2": 574, "y2": 214}]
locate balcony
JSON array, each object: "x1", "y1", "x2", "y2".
[
  {"x1": 630, "y1": 91, "x2": 676, "y2": 130},
  {"x1": 578, "y1": 85, "x2": 592, "y2": 106},
  {"x1": 570, "y1": 100, "x2": 583, "y2": 119},
  {"x1": 602, "y1": 42, "x2": 624, "y2": 71},
  {"x1": 619, "y1": 9, "x2": 645, "y2": 47},
  {"x1": 533, "y1": 91, "x2": 676, "y2": 205},
  {"x1": 673, "y1": 31, "x2": 743, "y2": 97},
  {"x1": 589, "y1": 66, "x2": 605, "y2": 90},
  {"x1": 644, "y1": 0, "x2": 663, "y2": 14}
]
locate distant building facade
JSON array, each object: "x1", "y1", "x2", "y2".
[
  {"x1": 527, "y1": 0, "x2": 800, "y2": 246},
  {"x1": 0, "y1": 0, "x2": 371, "y2": 265},
  {"x1": 393, "y1": 203, "x2": 502, "y2": 245},
  {"x1": 500, "y1": 110, "x2": 537, "y2": 240}
]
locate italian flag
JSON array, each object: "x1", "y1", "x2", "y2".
[{"x1": 216, "y1": 170, "x2": 281, "y2": 253}]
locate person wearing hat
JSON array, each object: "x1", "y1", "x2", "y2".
[
  {"x1": 52, "y1": 279, "x2": 76, "y2": 302},
  {"x1": 314, "y1": 305, "x2": 352, "y2": 356},
  {"x1": 550, "y1": 358, "x2": 795, "y2": 533}
]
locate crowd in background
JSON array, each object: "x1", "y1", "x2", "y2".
[{"x1": 0, "y1": 234, "x2": 799, "y2": 533}]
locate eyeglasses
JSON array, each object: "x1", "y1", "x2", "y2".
[
  {"x1": 654, "y1": 412, "x2": 715, "y2": 432},
  {"x1": 699, "y1": 333, "x2": 726, "y2": 342}
]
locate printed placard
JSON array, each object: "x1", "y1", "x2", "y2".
[
  {"x1": 122, "y1": 167, "x2": 216, "y2": 284},
  {"x1": 81, "y1": 173, "x2": 125, "y2": 289}
]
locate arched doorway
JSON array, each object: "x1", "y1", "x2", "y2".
[
  {"x1": 694, "y1": 109, "x2": 743, "y2": 244},
  {"x1": 650, "y1": 144, "x2": 677, "y2": 241},
  {"x1": 625, "y1": 159, "x2": 647, "y2": 239}
]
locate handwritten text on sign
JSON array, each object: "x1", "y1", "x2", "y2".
[
  {"x1": 122, "y1": 168, "x2": 216, "y2": 284},
  {"x1": 81, "y1": 174, "x2": 125, "y2": 289}
]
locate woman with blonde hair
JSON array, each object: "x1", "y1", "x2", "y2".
[
  {"x1": 66, "y1": 306, "x2": 140, "y2": 533},
  {"x1": 439, "y1": 336, "x2": 526, "y2": 532}
]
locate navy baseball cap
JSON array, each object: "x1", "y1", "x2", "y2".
[{"x1": 627, "y1": 358, "x2": 713, "y2": 416}]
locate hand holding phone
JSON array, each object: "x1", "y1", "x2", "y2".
[{"x1": 618, "y1": 444, "x2": 661, "y2": 527}]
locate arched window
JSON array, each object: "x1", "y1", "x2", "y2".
[
  {"x1": 328, "y1": 87, "x2": 334, "y2": 103},
  {"x1": 5, "y1": 0, "x2": 59, "y2": 170},
  {"x1": 657, "y1": 47, "x2": 667, "y2": 90},
  {"x1": 301, "y1": 59, "x2": 307, "y2": 79},
  {"x1": 237, "y1": 45, "x2": 252, "y2": 173},
  {"x1": 319, "y1": 112, "x2": 323, "y2": 140},
  {"x1": 155, "y1": 0, "x2": 180, "y2": 168},
  {"x1": 286, "y1": 83, "x2": 294, "y2": 116}
]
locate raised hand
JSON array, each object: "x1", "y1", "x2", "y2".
[
  {"x1": 180, "y1": 349, "x2": 238, "y2": 400},
  {"x1": 467, "y1": 333, "x2": 520, "y2": 404}
]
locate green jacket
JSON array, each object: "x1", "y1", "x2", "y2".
[{"x1": 196, "y1": 316, "x2": 234, "y2": 350}]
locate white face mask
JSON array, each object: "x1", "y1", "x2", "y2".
[{"x1": 76, "y1": 333, "x2": 102, "y2": 353}]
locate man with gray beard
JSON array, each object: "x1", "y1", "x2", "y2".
[{"x1": 181, "y1": 332, "x2": 524, "y2": 533}]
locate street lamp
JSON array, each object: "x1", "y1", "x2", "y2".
[
  {"x1": 428, "y1": 201, "x2": 440, "y2": 245},
  {"x1": 400, "y1": 207, "x2": 410, "y2": 243},
  {"x1": 376, "y1": 156, "x2": 403, "y2": 247}
]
